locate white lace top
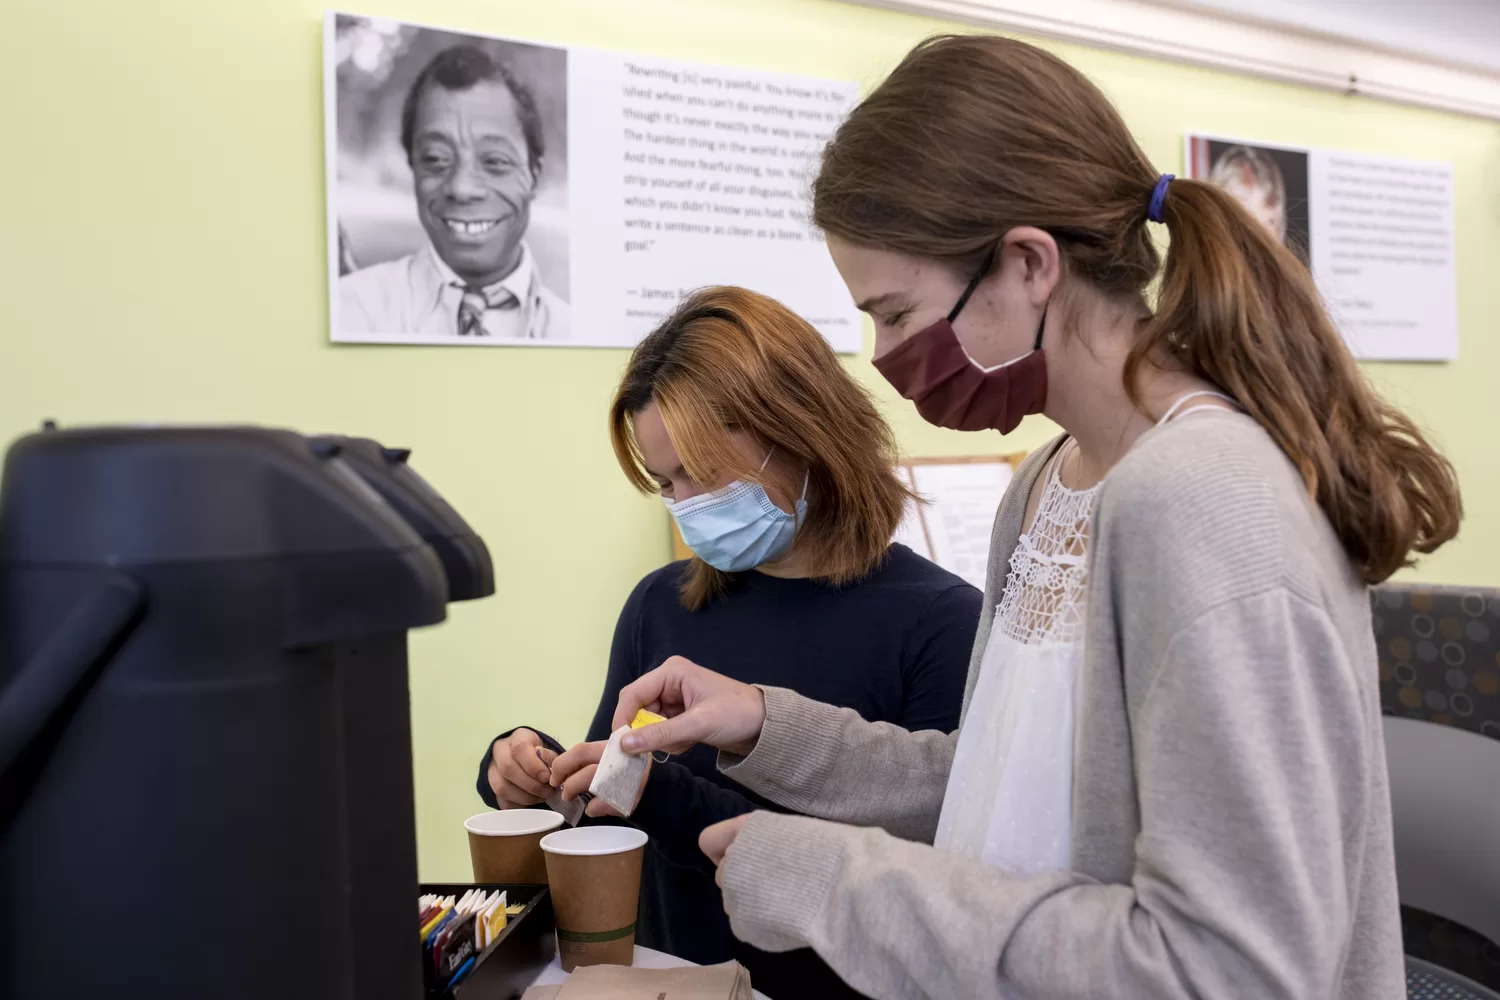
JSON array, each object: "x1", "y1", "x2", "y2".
[
  {"x1": 934, "y1": 390, "x2": 1235, "y2": 874},
  {"x1": 933, "y1": 440, "x2": 1097, "y2": 874}
]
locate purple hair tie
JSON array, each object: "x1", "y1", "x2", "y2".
[{"x1": 1147, "y1": 174, "x2": 1174, "y2": 223}]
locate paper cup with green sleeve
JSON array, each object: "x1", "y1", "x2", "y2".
[{"x1": 540, "y1": 826, "x2": 648, "y2": 970}]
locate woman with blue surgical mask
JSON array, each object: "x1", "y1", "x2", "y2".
[
  {"x1": 475, "y1": 285, "x2": 981, "y2": 1000},
  {"x1": 665, "y1": 447, "x2": 806, "y2": 574}
]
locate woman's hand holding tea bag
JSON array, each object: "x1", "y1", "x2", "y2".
[{"x1": 611, "y1": 656, "x2": 768, "y2": 758}]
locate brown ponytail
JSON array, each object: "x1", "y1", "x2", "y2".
[
  {"x1": 813, "y1": 33, "x2": 1460, "y2": 583},
  {"x1": 1140, "y1": 178, "x2": 1459, "y2": 581}
]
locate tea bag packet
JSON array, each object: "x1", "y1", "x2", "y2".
[
  {"x1": 416, "y1": 888, "x2": 511, "y2": 991},
  {"x1": 629, "y1": 708, "x2": 667, "y2": 729},
  {"x1": 588, "y1": 727, "x2": 649, "y2": 816},
  {"x1": 479, "y1": 892, "x2": 508, "y2": 949},
  {"x1": 429, "y1": 910, "x2": 477, "y2": 988},
  {"x1": 586, "y1": 709, "x2": 667, "y2": 816},
  {"x1": 544, "y1": 785, "x2": 586, "y2": 827},
  {"x1": 533, "y1": 745, "x2": 589, "y2": 826}
]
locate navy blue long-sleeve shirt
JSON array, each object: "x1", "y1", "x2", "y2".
[{"x1": 477, "y1": 544, "x2": 979, "y2": 998}]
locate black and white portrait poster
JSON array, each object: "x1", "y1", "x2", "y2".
[
  {"x1": 1186, "y1": 133, "x2": 1456, "y2": 361},
  {"x1": 324, "y1": 12, "x2": 861, "y2": 351}
]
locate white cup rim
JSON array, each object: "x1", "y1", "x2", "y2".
[
  {"x1": 540, "y1": 826, "x2": 649, "y2": 857},
  {"x1": 464, "y1": 810, "x2": 567, "y2": 837}
]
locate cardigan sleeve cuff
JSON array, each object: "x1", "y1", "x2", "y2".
[
  {"x1": 717, "y1": 811, "x2": 846, "y2": 953},
  {"x1": 716, "y1": 686, "x2": 846, "y2": 812}
]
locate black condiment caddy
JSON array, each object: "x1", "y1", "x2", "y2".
[{"x1": 421, "y1": 883, "x2": 556, "y2": 999}]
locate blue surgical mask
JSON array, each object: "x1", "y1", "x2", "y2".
[{"x1": 665, "y1": 454, "x2": 808, "y2": 572}]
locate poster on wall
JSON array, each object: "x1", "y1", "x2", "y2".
[
  {"x1": 324, "y1": 12, "x2": 862, "y2": 351},
  {"x1": 1185, "y1": 134, "x2": 1457, "y2": 362}
]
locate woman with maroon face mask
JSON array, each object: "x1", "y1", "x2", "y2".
[{"x1": 605, "y1": 33, "x2": 1463, "y2": 1000}]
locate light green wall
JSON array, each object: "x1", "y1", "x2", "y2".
[{"x1": 3, "y1": 0, "x2": 1496, "y2": 881}]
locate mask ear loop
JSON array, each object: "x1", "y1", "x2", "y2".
[
  {"x1": 791, "y1": 469, "x2": 811, "y2": 529},
  {"x1": 947, "y1": 244, "x2": 1048, "y2": 373},
  {"x1": 650, "y1": 750, "x2": 672, "y2": 764},
  {"x1": 950, "y1": 244, "x2": 1049, "y2": 352},
  {"x1": 947, "y1": 245, "x2": 999, "y2": 324},
  {"x1": 759, "y1": 445, "x2": 810, "y2": 520}
]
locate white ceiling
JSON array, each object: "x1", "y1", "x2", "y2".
[{"x1": 1163, "y1": 0, "x2": 1500, "y2": 73}]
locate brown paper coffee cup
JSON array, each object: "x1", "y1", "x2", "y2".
[
  {"x1": 465, "y1": 810, "x2": 566, "y2": 884},
  {"x1": 540, "y1": 826, "x2": 649, "y2": 971}
]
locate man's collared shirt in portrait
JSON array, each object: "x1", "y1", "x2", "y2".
[{"x1": 339, "y1": 242, "x2": 570, "y2": 340}]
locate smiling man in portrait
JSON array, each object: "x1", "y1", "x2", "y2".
[{"x1": 340, "y1": 45, "x2": 569, "y2": 340}]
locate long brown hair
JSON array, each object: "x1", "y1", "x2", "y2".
[
  {"x1": 812, "y1": 34, "x2": 1459, "y2": 583},
  {"x1": 609, "y1": 286, "x2": 913, "y2": 608}
]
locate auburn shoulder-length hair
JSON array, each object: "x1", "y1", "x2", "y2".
[{"x1": 609, "y1": 286, "x2": 913, "y2": 610}]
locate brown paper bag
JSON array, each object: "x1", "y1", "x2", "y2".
[{"x1": 543, "y1": 961, "x2": 753, "y2": 999}]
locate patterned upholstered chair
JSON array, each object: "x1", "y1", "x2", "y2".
[{"x1": 1372, "y1": 583, "x2": 1500, "y2": 999}]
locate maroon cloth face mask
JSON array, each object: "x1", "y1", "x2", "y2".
[{"x1": 872, "y1": 252, "x2": 1048, "y2": 434}]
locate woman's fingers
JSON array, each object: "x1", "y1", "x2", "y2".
[
  {"x1": 510, "y1": 732, "x2": 553, "y2": 787},
  {"x1": 494, "y1": 772, "x2": 548, "y2": 807},
  {"x1": 488, "y1": 730, "x2": 552, "y2": 803},
  {"x1": 499, "y1": 764, "x2": 551, "y2": 800},
  {"x1": 550, "y1": 741, "x2": 605, "y2": 786},
  {"x1": 616, "y1": 659, "x2": 768, "y2": 758},
  {"x1": 612, "y1": 658, "x2": 694, "y2": 730},
  {"x1": 703, "y1": 813, "x2": 754, "y2": 889},
  {"x1": 700, "y1": 813, "x2": 753, "y2": 867},
  {"x1": 584, "y1": 795, "x2": 623, "y2": 819},
  {"x1": 559, "y1": 763, "x2": 597, "y2": 802},
  {"x1": 486, "y1": 760, "x2": 507, "y2": 802},
  {"x1": 618, "y1": 714, "x2": 699, "y2": 756}
]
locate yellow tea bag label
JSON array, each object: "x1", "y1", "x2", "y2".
[
  {"x1": 631, "y1": 708, "x2": 667, "y2": 729},
  {"x1": 483, "y1": 904, "x2": 507, "y2": 946}
]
